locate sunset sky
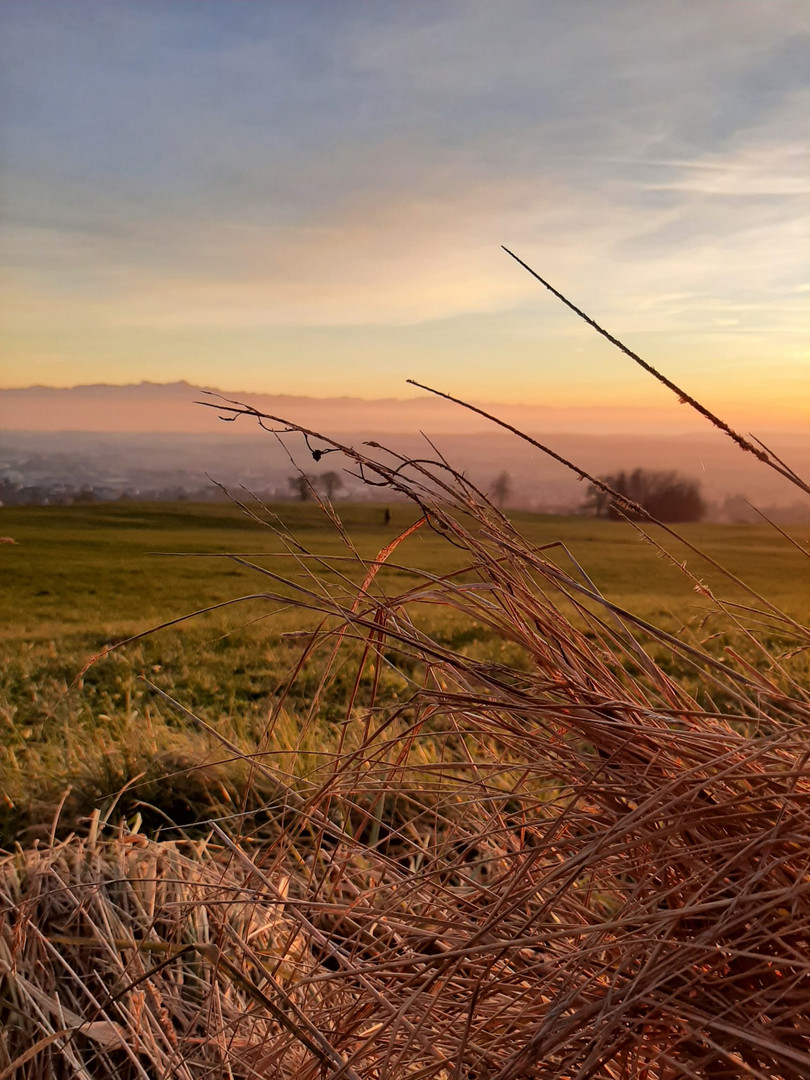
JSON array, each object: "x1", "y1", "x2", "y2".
[{"x1": 1, "y1": 1, "x2": 808, "y2": 429}]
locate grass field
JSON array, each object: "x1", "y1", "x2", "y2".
[
  {"x1": 1, "y1": 499, "x2": 808, "y2": 845},
  {"x1": 4, "y1": 491, "x2": 810, "y2": 1076},
  {"x1": 5, "y1": 500, "x2": 810, "y2": 637}
]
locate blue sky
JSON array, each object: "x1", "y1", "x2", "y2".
[{"x1": 1, "y1": 0, "x2": 807, "y2": 426}]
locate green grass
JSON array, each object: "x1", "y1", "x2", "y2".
[
  {"x1": 4, "y1": 500, "x2": 809, "y2": 637},
  {"x1": 1, "y1": 500, "x2": 808, "y2": 845}
]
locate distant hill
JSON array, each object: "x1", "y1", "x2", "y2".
[
  {"x1": 2, "y1": 383, "x2": 809, "y2": 515},
  {"x1": 0, "y1": 380, "x2": 728, "y2": 436}
]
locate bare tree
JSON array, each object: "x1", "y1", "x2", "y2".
[
  {"x1": 320, "y1": 471, "x2": 344, "y2": 501},
  {"x1": 288, "y1": 474, "x2": 313, "y2": 502},
  {"x1": 490, "y1": 471, "x2": 512, "y2": 509},
  {"x1": 581, "y1": 484, "x2": 611, "y2": 519}
]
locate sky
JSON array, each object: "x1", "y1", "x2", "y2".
[{"x1": 1, "y1": 0, "x2": 808, "y2": 430}]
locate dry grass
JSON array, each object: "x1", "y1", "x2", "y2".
[
  {"x1": 0, "y1": 826, "x2": 328, "y2": 1079},
  {"x1": 3, "y1": 265, "x2": 810, "y2": 1077}
]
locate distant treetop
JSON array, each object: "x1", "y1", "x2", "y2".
[{"x1": 583, "y1": 468, "x2": 705, "y2": 523}]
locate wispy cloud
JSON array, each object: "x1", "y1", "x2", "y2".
[{"x1": 0, "y1": 0, "x2": 807, "y2": 419}]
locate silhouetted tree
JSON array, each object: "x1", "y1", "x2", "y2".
[
  {"x1": 490, "y1": 471, "x2": 512, "y2": 509},
  {"x1": 320, "y1": 470, "x2": 344, "y2": 500},
  {"x1": 584, "y1": 468, "x2": 705, "y2": 523},
  {"x1": 582, "y1": 483, "x2": 611, "y2": 519},
  {"x1": 288, "y1": 474, "x2": 313, "y2": 502}
]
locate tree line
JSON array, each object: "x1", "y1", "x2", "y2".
[
  {"x1": 583, "y1": 467, "x2": 705, "y2": 522},
  {"x1": 287, "y1": 471, "x2": 344, "y2": 501},
  {"x1": 486, "y1": 467, "x2": 705, "y2": 522},
  {"x1": 290, "y1": 465, "x2": 705, "y2": 523}
]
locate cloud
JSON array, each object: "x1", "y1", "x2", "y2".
[{"x1": 0, "y1": 0, "x2": 807, "y2": 405}]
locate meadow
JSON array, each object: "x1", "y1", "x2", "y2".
[
  {"x1": 3, "y1": 492, "x2": 810, "y2": 1078},
  {"x1": 1, "y1": 499, "x2": 808, "y2": 845},
  {"x1": 5, "y1": 500, "x2": 810, "y2": 642}
]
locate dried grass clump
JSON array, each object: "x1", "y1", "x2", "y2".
[
  {"x1": 5, "y1": 256, "x2": 810, "y2": 1077},
  {"x1": 0, "y1": 826, "x2": 329, "y2": 1079}
]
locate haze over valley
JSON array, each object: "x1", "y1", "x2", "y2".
[{"x1": 2, "y1": 382, "x2": 808, "y2": 520}]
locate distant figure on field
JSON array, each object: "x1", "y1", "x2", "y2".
[
  {"x1": 383, "y1": 507, "x2": 391, "y2": 526},
  {"x1": 490, "y1": 471, "x2": 512, "y2": 510}
]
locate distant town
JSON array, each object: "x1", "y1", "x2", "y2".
[{"x1": 3, "y1": 429, "x2": 810, "y2": 525}]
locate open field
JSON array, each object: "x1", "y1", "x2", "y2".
[
  {"x1": 4, "y1": 493, "x2": 810, "y2": 1076},
  {"x1": 1, "y1": 500, "x2": 809, "y2": 845},
  {"x1": 5, "y1": 499, "x2": 810, "y2": 639}
]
